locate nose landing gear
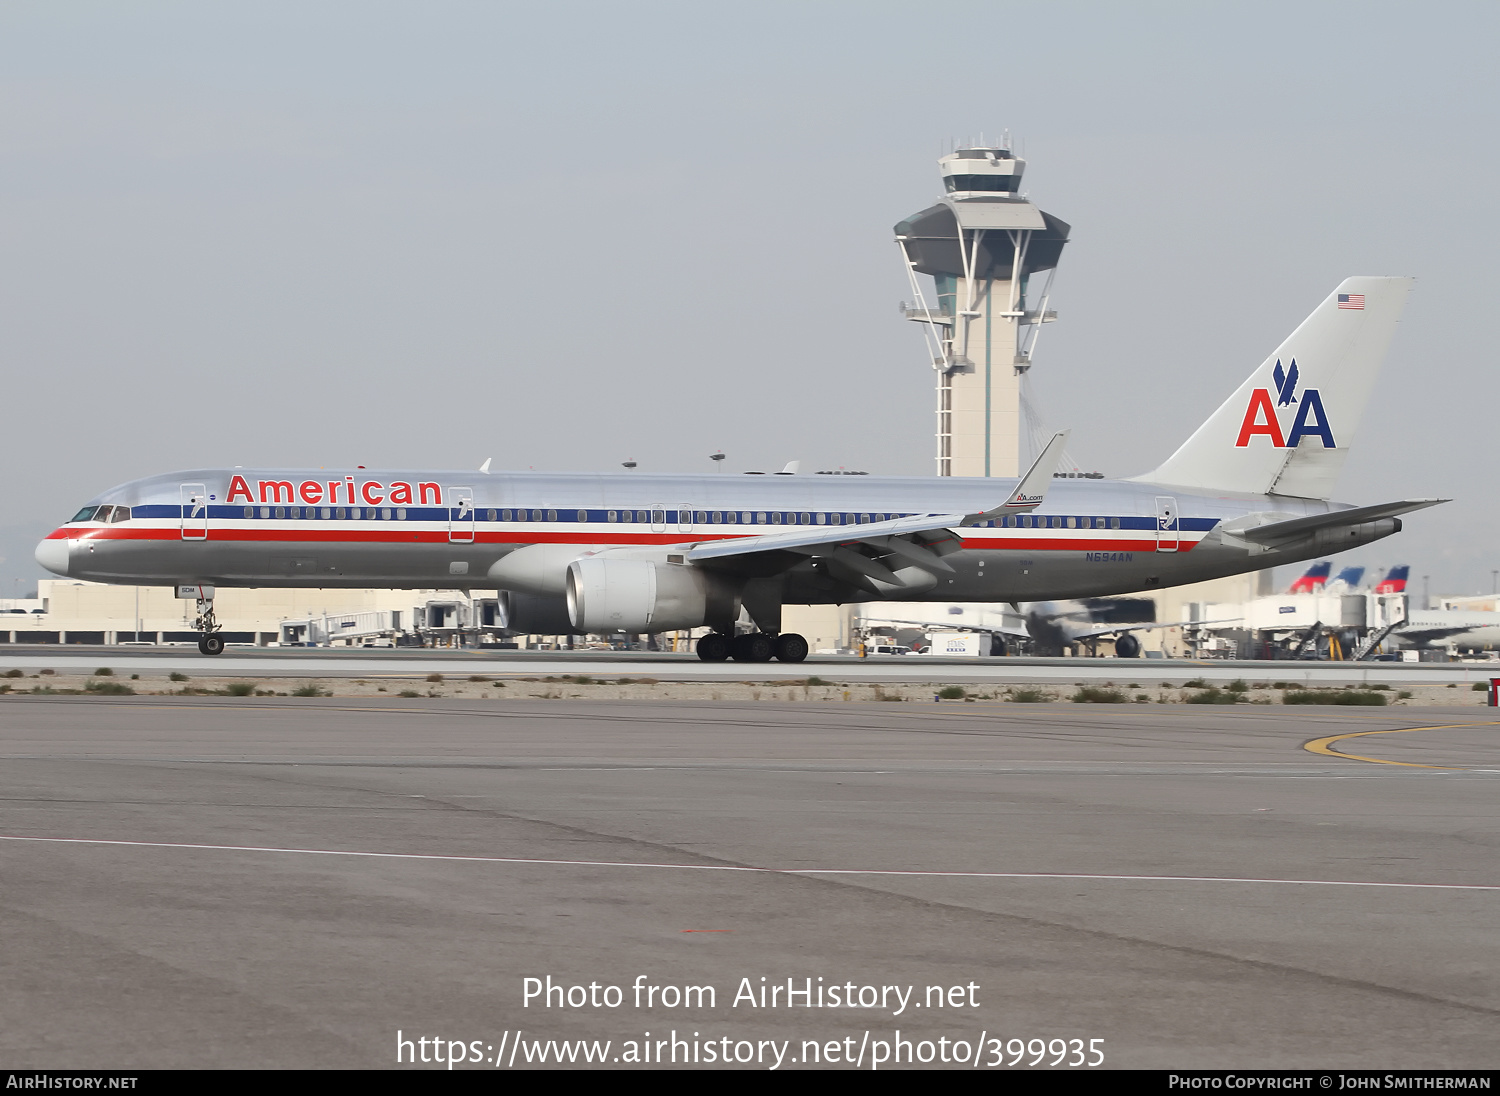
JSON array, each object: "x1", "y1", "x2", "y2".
[{"x1": 195, "y1": 595, "x2": 224, "y2": 656}]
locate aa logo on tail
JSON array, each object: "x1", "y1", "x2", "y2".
[{"x1": 1235, "y1": 358, "x2": 1335, "y2": 449}]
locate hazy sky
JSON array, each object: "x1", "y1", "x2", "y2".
[{"x1": 2, "y1": 2, "x2": 1496, "y2": 599}]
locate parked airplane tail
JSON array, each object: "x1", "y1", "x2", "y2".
[
  {"x1": 1329, "y1": 565, "x2": 1366, "y2": 590},
  {"x1": 1287, "y1": 561, "x2": 1331, "y2": 594},
  {"x1": 1135, "y1": 277, "x2": 1413, "y2": 499},
  {"x1": 1374, "y1": 565, "x2": 1409, "y2": 594}
]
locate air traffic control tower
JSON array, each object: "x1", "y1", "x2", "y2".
[{"x1": 895, "y1": 145, "x2": 1070, "y2": 477}]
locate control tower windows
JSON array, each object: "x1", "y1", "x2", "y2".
[{"x1": 942, "y1": 174, "x2": 1020, "y2": 193}]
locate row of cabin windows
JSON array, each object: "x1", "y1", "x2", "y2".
[
  {"x1": 224, "y1": 508, "x2": 1128, "y2": 530},
  {"x1": 1005, "y1": 516, "x2": 1123, "y2": 529},
  {"x1": 480, "y1": 510, "x2": 896, "y2": 525},
  {"x1": 245, "y1": 506, "x2": 409, "y2": 520}
]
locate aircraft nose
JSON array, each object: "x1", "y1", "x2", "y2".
[{"x1": 34, "y1": 536, "x2": 70, "y2": 577}]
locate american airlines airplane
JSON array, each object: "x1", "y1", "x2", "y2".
[{"x1": 36, "y1": 277, "x2": 1444, "y2": 661}]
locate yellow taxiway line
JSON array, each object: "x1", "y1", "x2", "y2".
[{"x1": 1302, "y1": 720, "x2": 1500, "y2": 769}]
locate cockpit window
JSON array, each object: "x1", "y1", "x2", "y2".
[
  {"x1": 109, "y1": 506, "x2": 131, "y2": 523},
  {"x1": 71, "y1": 506, "x2": 98, "y2": 522}
]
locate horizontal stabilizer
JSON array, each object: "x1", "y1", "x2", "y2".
[{"x1": 1238, "y1": 499, "x2": 1447, "y2": 544}]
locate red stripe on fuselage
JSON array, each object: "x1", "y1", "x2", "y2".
[{"x1": 48, "y1": 525, "x2": 1189, "y2": 553}]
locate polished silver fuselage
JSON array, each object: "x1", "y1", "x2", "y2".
[{"x1": 39, "y1": 467, "x2": 1368, "y2": 604}]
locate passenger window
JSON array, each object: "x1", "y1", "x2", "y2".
[
  {"x1": 606, "y1": 510, "x2": 617, "y2": 522},
  {"x1": 726, "y1": 512, "x2": 738, "y2": 523},
  {"x1": 486, "y1": 509, "x2": 496, "y2": 521},
  {"x1": 1110, "y1": 517, "x2": 1121, "y2": 530},
  {"x1": 651, "y1": 510, "x2": 664, "y2": 524},
  {"x1": 816, "y1": 513, "x2": 826, "y2": 524},
  {"x1": 771, "y1": 512, "x2": 782, "y2": 524},
  {"x1": 695, "y1": 511, "x2": 707, "y2": 524},
  {"x1": 535, "y1": 510, "x2": 544, "y2": 521},
  {"x1": 577, "y1": 509, "x2": 587, "y2": 522},
  {"x1": 546, "y1": 509, "x2": 557, "y2": 522},
  {"x1": 861, "y1": 514, "x2": 871, "y2": 524},
  {"x1": 712, "y1": 511, "x2": 722, "y2": 523},
  {"x1": 1066, "y1": 516, "x2": 1076, "y2": 529},
  {"x1": 397, "y1": 508, "x2": 407, "y2": 520},
  {"x1": 756, "y1": 512, "x2": 767, "y2": 524},
  {"x1": 829, "y1": 513, "x2": 841, "y2": 525},
  {"x1": 638, "y1": 511, "x2": 648, "y2": 523},
  {"x1": 336, "y1": 508, "x2": 345, "y2": 519}
]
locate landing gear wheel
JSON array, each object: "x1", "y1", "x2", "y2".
[
  {"x1": 696, "y1": 633, "x2": 730, "y2": 662},
  {"x1": 773, "y1": 633, "x2": 809, "y2": 662},
  {"x1": 199, "y1": 634, "x2": 225, "y2": 656},
  {"x1": 731, "y1": 633, "x2": 774, "y2": 662},
  {"x1": 1114, "y1": 633, "x2": 1141, "y2": 658}
]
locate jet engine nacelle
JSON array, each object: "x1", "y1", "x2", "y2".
[
  {"x1": 488, "y1": 543, "x2": 607, "y2": 596},
  {"x1": 497, "y1": 591, "x2": 582, "y2": 635},
  {"x1": 566, "y1": 556, "x2": 717, "y2": 633}
]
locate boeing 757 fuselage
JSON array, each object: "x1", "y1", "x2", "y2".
[{"x1": 36, "y1": 278, "x2": 1444, "y2": 661}]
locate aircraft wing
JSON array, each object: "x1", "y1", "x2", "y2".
[
  {"x1": 859, "y1": 616, "x2": 1030, "y2": 638},
  {"x1": 1062, "y1": 617, "x2": 1243, "y2": 643},
  {"x1": 683, "y1": 432, "x2": 1070, "y2": 588},
  {"x1": 1393, "y1": 626, "x2": 1469, "y2": 646},
  {"x1": 1236, "y1": 499, "x2": 1448, "y2": 544}
]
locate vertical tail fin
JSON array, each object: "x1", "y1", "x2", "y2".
[
  {"x1": 1328, "y1": 565, "x2": 1366, "y2": 591},
  {"x1": 1287, "y1": 561, "x2": 1331, "y2": 594},
  {"x1": 1135, "y1": 277, "x2": 1413, "y2": 498},
  {"x1": 1374, "y1": 565, "x2": 1409, "y2": 594}
]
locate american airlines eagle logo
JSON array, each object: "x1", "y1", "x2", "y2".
[
  {"x1": 1272, "y1": 359, "x2": 1298, "y2": 405},
  {"x1": 1235, "y1": 358, "x2": 1335, "y2": 449}
]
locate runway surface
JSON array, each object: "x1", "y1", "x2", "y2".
[
  {"x1": 0, "y1": 697, "x2": 1496, "y2": 1069},
  {"x1": 3, "y1": 644, "x2": 1498, "y2": 687}
]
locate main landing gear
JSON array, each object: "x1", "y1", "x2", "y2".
[
  {"x1": 195, "y1": 594, "x2": 224, "y2": 656},
  {"x1": 696, "y1": 632, "x2": 808, "y2": 663}
]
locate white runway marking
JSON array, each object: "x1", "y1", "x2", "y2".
[{"x1": 2, "y1": 834, "x2": 1496, "y2": 892}]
